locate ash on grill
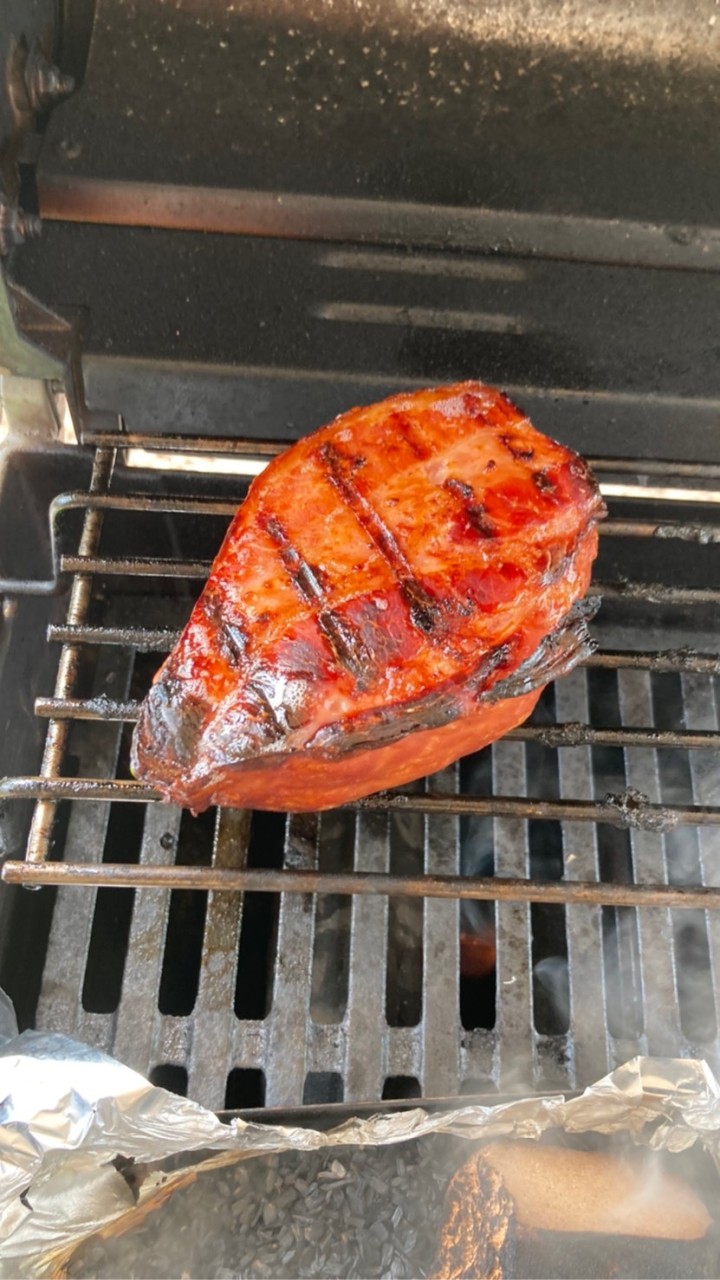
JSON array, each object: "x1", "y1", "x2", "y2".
[
  {"x1": 64, "y1": 1139, "x2": 454, "y2": 1280},
  {"x1": 58, "y1": 1136, "x2": 720, "y2": 1280}
]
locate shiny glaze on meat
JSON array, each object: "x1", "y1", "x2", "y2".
[{"x1": 131, "y1": 382, "x2": 605, "y2": 811}]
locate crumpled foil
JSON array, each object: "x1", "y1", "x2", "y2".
[{"x1": 2, "y1": 1002, "x2": 720, "y2": 1277}]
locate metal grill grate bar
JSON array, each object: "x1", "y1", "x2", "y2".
[
  {"x1": 421, "y1": 764, "x2": 462, "y2": 1095},
  {"x1": 492, "y1": 739, "x2": 536, "y2": 1087},
  {"x1": 555, "y1": 668, "x2": 611, "y2": 1085},
  {"x1": 617, "y1": 668, "x2": 683, "y2": 1056},
  {"x1": 585, "y1": 650, "x2": 720, "y2": 675},
  {"x1": 682, "y1": 673, "x2": 720, "y2": 1046},
  {"x1": 262, "y1": 813, "x2": 319, "y2": 1108},
  {"x1": 61, "y1": 554, "x2": 211, "y2": 578},
  {"x1": 4, "y1": 775, "x2": 720, "y2": 830},
  {"x1": 39, "y1": 485, "x2": 720, "y2": 543},
  {"x1": 35, "y1": 645, "x2": 134, "y2": 1039},
  {"x1": 602, "y1": 520, "x2": 720, "y2": 543},
  {"x1": 48, "y1": 624, "x2": 182, "y2": 650},
  {"x1": 79, "y1": 432, "x2": 720, "y2": 480},
  {"x1": 188, "y1": 808, "x2": 250, "y2": 1108},
  {"x1": 112, "y1": 803, "x2": 182, "y2": 1074},
  {"x1": 343, "y1": 809, "x2": 390, "y2": 1101},
  {"x1": 55, "y1": 491, "x2": 240, "y2": 517},
  {"x1": 84, "y1": 431, "x2": 288, "y2": 457},
  {"x1": 54, "y1": 549, "x2": 720, "y2": 605},
  {"x1": 43, "y1": 624, "x2": 720, "y2": 679},
  {"x1": 10, "y1": 858, "x2": 720, "y2": 908},
  {"x1": 594, "y1": 580, "x2": 720, "y2": 606},
  {"x1": 26, "y1": 447, "x2": 116, "y2": 864},
  {"x1": 30, "y1": 695, "x2": 720, "y2": 752}
]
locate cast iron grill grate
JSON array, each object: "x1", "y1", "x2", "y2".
[{"x1": 2, "y1": 431, "x2": 720, "y2": 1108}]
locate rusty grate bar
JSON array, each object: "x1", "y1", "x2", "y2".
[
  {"x1": 30, "y1": 694, "x2": 720, "y2": 753},
  {"x1": 584, "y1": 649, "x2": 720, "y2": 674},
  {"x1": 54, "y1": 490, "x2": 240, "y2": 517},
  {"x1": 24, "y1": 447, "x2": 116, "y2": 864},
  {"x1": 61, "y1": 553, "x2": 211, "y2": 578},
  {"x1": 79, "y1": 431, "x2": 720, "y2": 479},
  {"x1": 36, "y1": 697, "x2": 142, "y2": 721},
  {"x1": 593, "y1": 580, "x2": 720, "y2": 606},
  {"x1": 54, "y1": 551, "x2": 720, "y2": 606},
  {"x1": 48, "y1": 624, "x2": 182, "y2": 650},
  {"x1": 35, "y1": 486, "x2": 720, "y2": 544},
  {"x1": 2, "y1": 775, "x2": 719, "y2": 829},
  {"x1": 7, "y1": 465, "x2": 714, "y2": 601},
  {"x1": 83, "y1": 431, "x2": 289, "y2": 456},
  {"x1": 7, "y1": 858, "x2": 720, "y2": 909},
  {"x1": 41, "y1": 626, "x2": 720, "y2": 674},
  {"x1": 602, "y1": 519, "x2": 720, "y2": 543}
]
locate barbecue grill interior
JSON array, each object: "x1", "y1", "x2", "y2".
[{"x1": 1, "y1": 0, "x2": 720, "y2": 1113}]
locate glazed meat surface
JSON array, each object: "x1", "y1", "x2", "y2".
[{"x1": 131, "y1": 382, "x2": 605, "y2": 811}]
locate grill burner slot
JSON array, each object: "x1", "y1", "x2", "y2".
[{"x1": 2, "y1": 438, "x2": 720, "y2": 1109}]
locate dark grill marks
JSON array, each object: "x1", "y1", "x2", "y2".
[
  {"x1": 244, "y1": 680, "x2": 286, "y2": 740},
  {"x1": 499, "y1": 433, "x2": 536, "y2": 462},
  {"x1": 444, "y1": 478, "x2": 497, "y2": 539},
  {"x1": 445, "y1": 478, "x2": 473, "y2": 500},
  {"x1": 219, "y1": 619, "x2": 249, "y2": 666},
  {"x1": 261, "y1": 513, "x2": 373, "y2": 687},
  {"x1": 570, "y1": 456, "x2": 607, "y2": 516},
  {"x1": 391, "y1": 411, "x2": 433, "y2": 461},
  {"x1": 202, "y1": 586, "x2": 251, "y2": 669},
  {"x1": 533, "y1": 469, "x2": 558, "y2": 495},
  {"x1": 318, "y1": 442, "x2": 443, "y2": 636},
  {"x1": 311, "y1": 638, "x2": 517, "y2": 756}
]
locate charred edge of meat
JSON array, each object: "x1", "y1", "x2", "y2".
[
  {"x1": 307, "y1": 642, "x2": 513, "y2": 758},
  {"x1": 570, "y1": 452, "x2": 605, "y2": 491},
  {"x1": 319, "y1": 441, "x2": 444, "y2": 636},
  {"x1": 432, "y1": 1154, "x2": 517, "y2": 1280},
  {"x1": 445, "y1": 477, "x2": 497, "y2": 538},
  {"x1": 569, "y1": 455, "x2": 608, "y2": 519},
  {"x1": 261, "y1": 512, "x2": 374, "y2": 688},
  {"x1": 484, "y1": 596, "x2": 600, "y2": 702},
  {"x1": 293, "y1": 597, "x2": 598, "y2": 760}
]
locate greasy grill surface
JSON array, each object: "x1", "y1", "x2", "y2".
[{"x1": 2, "y1": 436, "x2": 720, "y2": 1108}]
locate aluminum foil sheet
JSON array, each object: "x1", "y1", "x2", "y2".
[{"x1": 1, "y1": 1000, "x2": 720, "y2": 1276}]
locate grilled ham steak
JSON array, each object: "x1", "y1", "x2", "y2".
[{"x1": 131, "y1": 382, "x2": 605, "y2": 811}]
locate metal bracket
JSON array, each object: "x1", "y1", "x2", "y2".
[
  {"x1": 0, "y1": 265, "x2": 88, "y2": 436},
  {"x1": 0, "y1": 488, "x2": 82, "y2": 597}
]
